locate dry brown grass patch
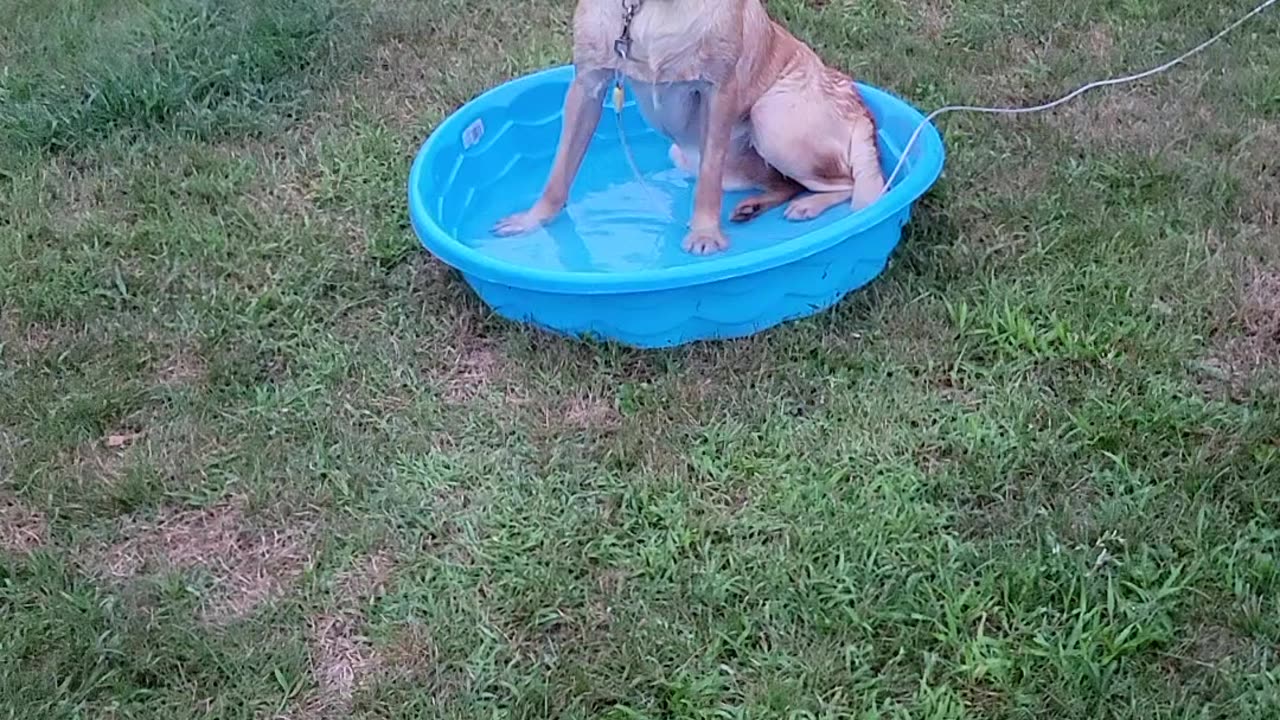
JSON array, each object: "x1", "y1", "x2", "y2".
[
  {"x1": 100, "y1": 497, "x2": 315, "y2": 622},
  {"x1": 57, "y1": 418, "x2": 218, "y2": 491},
  {"x1": 277, "y1": 553, "x2": 399, "y2": 719},
  {"x1": 1082, "y1": 23, "x2": 1115, "y2": 61},
  {"x1": 334, "y1": 550, "x2": 397, "y2": 602},
  {"x1": 350, "y1": 0, "x2": 573, "y2": 132},
  {"x1": 380, "y1": 623, "x2": 443, "y2": 681},
  {"x1": 215, "y1": 140, "x2": 309, "y2": 204},
  {"x1": 562, "y1": 393, "x2": 623, "y2": 433},
  {"x1": 155, "y1": 346, "x2": 209, "y2": 388},
  {"x1": 0, "y1": 496, "x2": 48, "y2": 555},
  {"x1": 918, "y1": 0, "x2": 954, "y2": 42},
  {"x1": 424, "y1": 312, "x2": 524, "y2": 406},
  {"x1": 58, "y1": 438, "x2": 131, "y2": 488},
  {"x1": 0, "y1": 310, "x2": 73, "y2": 357},
  {"x1": 1203, "y1": 263, "x2": 1280, "y2": 395},
  {"x1": 956, "y1": 484, "x2": 1029, "y2": 541},
  {"x1": 305, "y1": 612, "x2": 382, "y2": 715},
  {"x1": 39, "y1": 155, "x2": 126, "y2": 235},
  {"x1": 1233, "y1": 121, "x2": 1278, "y2": 231},
  {"x1": 226, "y1": 138, "x2": 377, "y2": 261},
  {"x1": 1186, "y1": 624, "x2": 1250, "y2": 668},
  {"x1": 0, "y1": 430, "x2": 18, "y2": 482},
  {"x1": 1047, "y1": 86, "x2": 1218, "y2": 155},
  {"x1": 443, "y1": 345, "x2": 503, "y2": 404},
  {"x1": 347, "y1": 38, "x2": 440, "y2": 131}
]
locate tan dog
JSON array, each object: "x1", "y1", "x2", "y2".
[{"x1": 494, "y1": 0, "x2": 885, "y2": 255}]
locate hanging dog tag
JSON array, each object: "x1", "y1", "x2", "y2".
[{"x1": 614, "y1": 36, "x2": 632, "y2": 60}]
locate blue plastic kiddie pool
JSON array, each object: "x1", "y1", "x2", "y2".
[{"x1": 408, "y1": 65, "x2": 945, "y2": 349}]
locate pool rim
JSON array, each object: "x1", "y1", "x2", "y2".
[{"x1": 408, "y1": 64, "x2": 945, "y2": 296}]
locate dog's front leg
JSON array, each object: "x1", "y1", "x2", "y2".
[
  {"x1": 683, "y1": 78, "x2": 740, "y2": 255},
  {"x1": 494, "y1": 70, "x2": 610, "y2": 236}
]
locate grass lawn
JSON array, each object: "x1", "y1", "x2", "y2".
[{"x1": 2, "y1": 0, "x2": 1279, "y2": 717}]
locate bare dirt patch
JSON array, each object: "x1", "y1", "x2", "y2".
[
  {"x1": 0, "y1": 496, "x2": 48, "y2": 555},
  {"x1": 100, "y1": 497, "x2": 315, "y2": 623}
]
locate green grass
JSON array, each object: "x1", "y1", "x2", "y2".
[{"x1": 2, "y1": 0, "x2": 1279, "y2": 718}]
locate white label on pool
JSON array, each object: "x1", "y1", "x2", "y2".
[{"x1": 462, "y1": 119, "x2": 485, "y2": 150}]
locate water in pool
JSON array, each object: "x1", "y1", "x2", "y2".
[{"x1": 446, "y1": 102, "x2": 901, "y2": 275}]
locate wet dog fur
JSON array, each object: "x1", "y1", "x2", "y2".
[{"x1": 494, "y1": 0, "x2": 885, "y2": 255}]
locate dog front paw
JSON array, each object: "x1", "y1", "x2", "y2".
[
  {"x1": 784, "y1": 196, "x2": 826, "y2": 221},
  {"x1": 682, "y1": 227, "x2": 729, "y2": 255},
  {"x1": 493, "y1": 209, "x2": 551, "y2": 237}
]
